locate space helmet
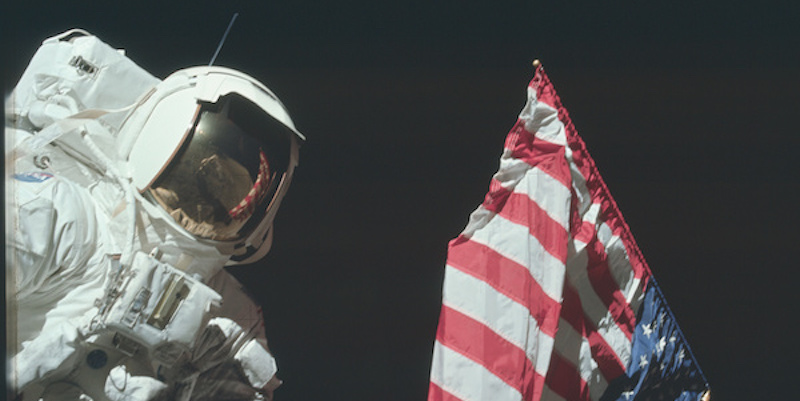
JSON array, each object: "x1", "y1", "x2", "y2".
[{"x1": 118, "y1": 66, "x2": 304, "y2": 264}]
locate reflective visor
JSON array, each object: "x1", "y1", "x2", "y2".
[{"x1": 148, "y1": 94, "x2": 291, "y2": 240}]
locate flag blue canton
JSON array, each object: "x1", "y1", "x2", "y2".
[{"x1": 602, "y1": 282, "x2": 708, "y2": 401}]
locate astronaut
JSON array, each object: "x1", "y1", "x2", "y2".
[{"x1": 6, "y1": 30, "x2": 304, "y2": 400}]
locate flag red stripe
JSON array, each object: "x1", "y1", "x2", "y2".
[
  {"x1": 541, "y1": 283, "x2": 595, "y2": 401},
  {"x1": 533, "y1": 71, "x2": 652, "y2": 283},
  {"x1": 545, "y1": 352, "x2": 591, "y2": 401},
  {"x1": 447, "y1": 239, "x2": 560, "y2": 336},
  {"x1": 436, "y1": 305, "x2": 545, "y2": 399},
  {"x1": 428, "y1": 382, "x2": 465, "y2": 401},
  {"x1": 574, "y1": 215, "x2": 645, "y2": 280},
  {"x1": 585, "y1": 238, "x2": 635, "y2": 340},
  {"x1": 520, "y1": 71, "x2": 631, "y2": 394},
  {"x1": 571, "y1": 212, "x2": 636, "y2": 339},
  {"x1": 496, "y1": 191, "x2": 569, "y2": 264},
  {"x1": 506, "y1": 125, "x2": 571, "y2": 188},
  {"x1": 560, "y1": 283, "x2": 626, "y2": 381},
  {"x1": 485, "y1": 125, "x2": 571, "y2": 214},
  {"x1": 572, "y1": 211, "x2": 641, "y2": 343},
  {"x1": 572, "y1": 220, "x2": 596, "y2": 245}
]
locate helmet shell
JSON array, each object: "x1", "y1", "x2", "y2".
[{"x1": 119, "y1": 66, "x2": 304, "y2": 265}]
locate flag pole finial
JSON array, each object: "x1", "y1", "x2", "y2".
[{"x1": 532, "y1": 59, "x2": 541, "y2": 68}]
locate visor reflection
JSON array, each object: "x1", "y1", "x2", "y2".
[{"x1": 149, "y1": 94, "x2": 291, "y2": 240}]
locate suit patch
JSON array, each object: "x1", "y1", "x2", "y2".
[{"x1": 13, "y1": 172, "x2": 54, "y2": 183}]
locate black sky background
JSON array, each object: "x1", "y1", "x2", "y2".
[{"x1": 3, "y1": 1, "x2": 799, "y2": 400}]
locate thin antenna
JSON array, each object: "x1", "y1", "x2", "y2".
[{"x1": 209, "y1": 13, "x2": 239, "y2": 66}]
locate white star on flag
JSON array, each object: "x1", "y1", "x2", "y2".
[
  {"x1": 642, "y1": 322, "x2": 653, "y2": 338},
  {"x1": 639, "y1": 355, "x2": 649, "y2": 368},
  {"x1": 656, "y1": 337, "x2": 667, "y2": 355}
]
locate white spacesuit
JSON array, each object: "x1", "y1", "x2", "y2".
[{"x1": 6, "y1": 30, "x2": 304, "y2": 401}]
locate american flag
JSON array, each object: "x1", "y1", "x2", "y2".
[{"x1": 428, "y1": 64, "x2": 709, "y2": 401}]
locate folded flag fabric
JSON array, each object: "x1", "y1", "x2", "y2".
[{"x1": 428, "y1": 63, "x2": 709, "y2": 401}]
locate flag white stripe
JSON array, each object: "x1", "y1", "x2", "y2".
[
  {"x1": 564, "y1": 146, "x2": 593, "y2": 220},
  {"x1": 431, "y1": 341, "x2": 523, "y2": 401},
  {"x1": 494, "y1": 154, "x2": 539, "y2": 193},
  {"x1": 552, "y1": 319, "x2": 610, "y2": 401},
  {"x1": 514, "y1": 167, "x2": 571, "y2": 231},
  {"x1": 520, "y1": 89, "x2": 567, "y2": 147},
  {"x1": 577, "y1": 205, "x2": 645, "y2": 330},
  {"x1": 527, "y1": 98, "x2": 625, "y2": 399},
  {"x1": 568, "y1": 239, "x2": 633, "y2": 368},
  {"x1": 442, "y1": 265, "x2": 555, "y2": 377},
  {"x1": 595, "y1": 222, "x2": 645, "y2": 313},
  {"x1": 469, "y1": 214, "x2": 566, "y2": 302},
  {"x1": 540, "y1": 384, "x2": 568, "y2": 401}
]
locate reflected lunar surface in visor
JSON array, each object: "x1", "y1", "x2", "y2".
[{"x1": 149, "y1": 93, "x2": 291, "y2": 241}]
